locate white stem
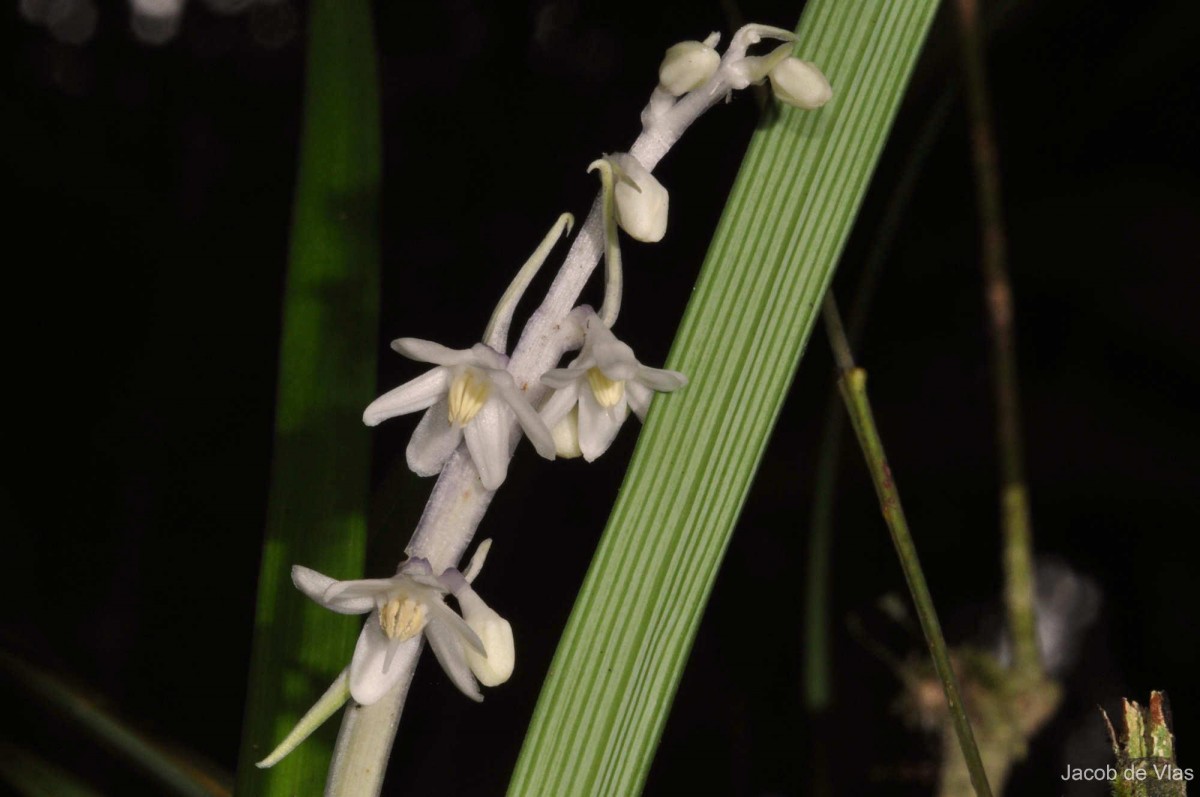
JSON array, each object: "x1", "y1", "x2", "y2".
[
  {"x1": 325, "y1": 24, "x2": 792, "y2": 796},
  {"x1": 326, "y1": 643, "x2": 420, "y2": 796}
]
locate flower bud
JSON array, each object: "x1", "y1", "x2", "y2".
[
  {"x1": 768, "y1": 58, "x2": 832, "y2": 110},
  {"x1": 658, "y1": 39, "x2": 721, "y2": 96},
  {"x1": 551, "y1": 406, "x2": 583, "y2": 459},
  {"x1": 457, "y1": 588, "x2": 515, "y2": 686},
  {"x1": 612, "y1": 153, "x2": 668, "y2": 243}
]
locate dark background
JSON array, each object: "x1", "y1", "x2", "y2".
[{"x1": 3, "y1": 0, "x2": 1198, "y2": 794}]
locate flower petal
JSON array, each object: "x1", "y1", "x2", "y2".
[
  {"x1": 541, "y1": 366, "x2": 590, "y2": 389},
  {"x1": 390, "y1": 338, "x2": 477, "y2": 366},
  {"x1": 588, "y1": 331, "x2": 640, "y2": 382},
  {"x1": 363, "y1": 367, "x2": 450, "y2": 427},
  {"x1": 348, "y1": 616, "x2": 419, "y2": 705},
  {"x1": 424, "y1": 595, "x2": 486, "y2": 655},
  {"x1": 292, "y1": 565, "x2": 336, "y2": 602},
  {"x1": 635, "y1": 365, "x2": 688, "y2": 392},
  {"x1": 425, "y1": 619, "x2": 483, "y2": 702},
  {"x1": 577, "y1": 382, "x2": 628, "y2": 461},
  {"x1": 292, "y1": 567, "x2": 377, "y2": 614},
  {"x1": 322, "y1": 577, "x2": 396, "y2": 607},
  {"x1": 463, "y1": 400, "x2": 510, "y2": 489},
  {"x1": 626, "y1": 380, "x2": 653, "y2": 421},
  {"x1": 490, "y1": 371, "x2": 556, "y2": 460},
  {"x1": 406, "y1": 400, "x2": 464, "y2": 477},
  {"x1": 467, "y1": 343, "x2": 510, "y2": 371},
  {"x1": 538, "y1": 382, "x2": 580, "y2": 428}
]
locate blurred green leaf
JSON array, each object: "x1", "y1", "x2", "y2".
[
  {"x1": 233, "y1": 0, "x2": 382, "y2": 793},
  {"x1": 508, "y1": 1, "x2": 942, "y2": 793},
  {"x1": 0, "y1": 651, "x2": 230, "y2": 797}
]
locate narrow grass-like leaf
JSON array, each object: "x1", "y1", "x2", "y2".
[
  {"x1": 509, "y1": 1, "x2": 941, "y2": 793},
  {"x1": 0, "y1": 651, "x2": 231, "y2": 797},
  {"x1": 233, "y1": 0, "x2": 381, "y2": 793}
]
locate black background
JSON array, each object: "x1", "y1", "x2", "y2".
[{"x1": 3, "y1": 0, "x2": 1198, "y2": 794}]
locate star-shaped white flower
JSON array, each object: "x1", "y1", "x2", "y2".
[
  {"x1": 292, "y1": 541, "x2": 514, "y2": 705},
  {"x1": 362, "y1": 214, "x2": 574, "y2": 489},
  {"x1": 363, "y1": 339, "x2": 555, "y2": 489},
  {"x1": 539, "y1": 314, "x2": 687, "y2": 461}
]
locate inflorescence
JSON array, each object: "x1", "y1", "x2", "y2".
[{"x1": 259, "y1": 21, "x2": 830, "y2": 770}]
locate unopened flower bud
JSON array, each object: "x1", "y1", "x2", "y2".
[
  {"x1": 457, "y1": 588, "x2": 515, "y2": 687},
  {"x1": 768, "y1": 58, "x2": 832, "y2": 110},
  {"x1": 612, "y1": 153, "x2": 668, "y2": 243},
  {"x1": 658, "y1": 39, "x2": 721, "y2": 96},
  {"x1": 551, "y1": 406, "x2": 583, "y2": 459}
]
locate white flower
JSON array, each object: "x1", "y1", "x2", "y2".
[
  {"x1": 610, "y1": 153, "x2": 669, "y2": 243},
  {"x1": 363, "y1": 339, "x2": 556, "y2": 490},
  {"x1": 657, "y1": 37, "x2": 721, "y2": 96},
  {"x1": 539, "y1": 314, "x2": 687, "y2": 461},
  {"x1": 768, "y1": 58, "x2": 832, "y2": 110},
  {"x1": 292, "y1": 540, "x2": 514, "y2": 705}
]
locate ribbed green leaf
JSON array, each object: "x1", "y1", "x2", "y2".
[
  {"x1": 234, "y1": 0, "x2": 381, "y2": 793},
  {"x1": 509, "y1": 1, "x2": 941, "y2": 794}
]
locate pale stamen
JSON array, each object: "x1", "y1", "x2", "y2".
[
  {"x1": 586, "y1": 367, "x2": 625, "y2": 408},
  {"x1": 379, "y1": 597, "x2": 428, "y2": 641},
  {"x1": 447, "y1": 369, "x2": 491, "y2": 426}
]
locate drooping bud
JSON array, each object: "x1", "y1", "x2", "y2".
[
  {"x1": 657, "y1": 37, "x2": 721, "y2": 96},
  {"x1": 768, "y1": 58, "x2": 833, "y2": 110},
  {"x1": 456, "y1": 588, "x2": 515, "y2": 687},
  {"x1": 611, "y1": 153, "x2": 668, "y2": 243}
]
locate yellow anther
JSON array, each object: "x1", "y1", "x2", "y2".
[
  {"x1": 586, "y1": 367, "x2": 625, "y2": 409},
  {"x1": 379, "y1": 597, "x2": 427, "y2": 641},
  {"x1": 448, "y1": 369, "x2": 491, "y2": 426}
]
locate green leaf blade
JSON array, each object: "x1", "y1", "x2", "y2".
[
  {"x1": 509, "y1": 1, "x2": 941, "y2": 794},
  {"x1": 233, "y1": 0, "x2": 382, "y2": 794}
]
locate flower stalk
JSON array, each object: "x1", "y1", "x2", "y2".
[
  {"x1": 952, "y1": 0, "x2": 1041, "y2": 682},
  {"x1": 822, "y1": 295, "x2": 994, "y2": 797}
]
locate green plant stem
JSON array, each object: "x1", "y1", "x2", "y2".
[
  {"x1": 802, "y1": 89, "x2": 953, "y2": 715},
  {"x1": 823, "y1": 297, "x2": 993, "y2": 797},
  {"x1": 951, "y1": 0, "x2": 1040, "y2": 680},
  {"x1": 234, "y1": 0, "x2": 381, "y2": 792},
  {"x1": 803, "y1": 0, "x2": 1034, "y2": 727},
  {"x1": 801, "y1": 397, "x2": 842, "y2": 713}
]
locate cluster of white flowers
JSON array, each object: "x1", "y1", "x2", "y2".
[
  {"x1": 261, "y1": 21, "x2": 830, "y2": 771},
  {"x1": 293, "y1": 148, "x2": 690, "y2": 708}
]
